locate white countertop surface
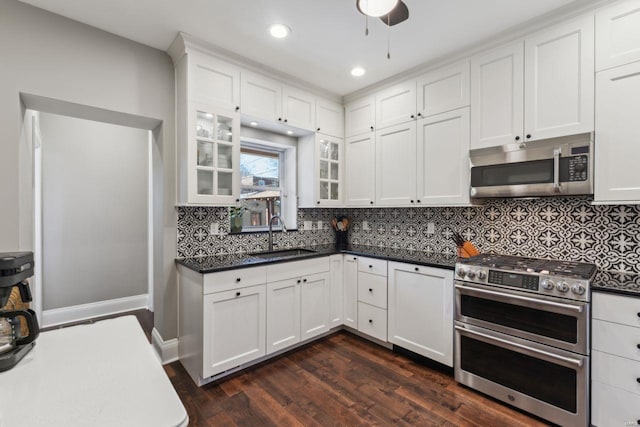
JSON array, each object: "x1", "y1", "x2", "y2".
[{"x1": 0, "y1": 316, "x2": 188, "y2": 427}]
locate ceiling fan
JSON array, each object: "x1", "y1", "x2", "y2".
[{"x1": 355, "y1": 0, "x2": 409, "y2": 27}]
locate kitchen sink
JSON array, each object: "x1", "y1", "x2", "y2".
[{"x1": 251, "y1": 249, "x2": 317, "y2": 259}]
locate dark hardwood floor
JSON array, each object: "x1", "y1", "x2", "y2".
[{"x1": 164, "y1": 331, "x2": 550, "y2": 426}]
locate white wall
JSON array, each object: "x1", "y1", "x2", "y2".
[
  {"x1": 39, "y1": 113, "x2": 148, "y2": 310},
  {"x1": 0, "y1": 0, "x2": 177, "y2": 338}
]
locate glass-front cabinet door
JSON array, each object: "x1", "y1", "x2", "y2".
[
  {"x1": 190, "y1": 103, "x2": 240, "y2": 204},
  {"x1": 317, "y1": 135, "x2": 343, "y2": 206}
]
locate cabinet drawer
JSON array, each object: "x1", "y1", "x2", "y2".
[
  {"x1": 592, "y1": 380, "x2": 640, "y2": 427},
  {"x1": 266, "y1": 257, "x2": 330, "y2": 282},
  {"x1": 593, "y1": 350, "x2": 640, "y2": 395},
  {"x1": 203, "y1": 266, "x2": 267, "y2": 294},
  {"x1": 357, "y1": 302, "x2": 387, "y2": 342},
  {"x1": 593, "y1": 319, "x2": 640, "y2": 361},
  {"x1": 593, "y1": 292, "x2": 640, "y2": 327},
  {"x1": 357, "y1": 257, "x2": 387, "y2": 276},
  {"x1": 357, "y1": 273, "x2": 387, "y2": 309}
]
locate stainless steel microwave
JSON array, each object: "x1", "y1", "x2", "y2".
[{"x1": 469, "y1": 133, "x2": 593, "y2": 198}]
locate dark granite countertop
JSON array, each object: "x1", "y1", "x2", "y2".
[
  {"x1": 592, "y1": 270, "x2": 640, "y2": 297},
  {"x1": 175, "y1": 244, "x2": 458, "y2": 274}
]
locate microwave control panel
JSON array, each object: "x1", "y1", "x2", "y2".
[{"x1": 560, "y1": 155, "x2": 589, "y2": 182}]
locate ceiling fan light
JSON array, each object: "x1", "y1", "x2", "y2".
[{"x1": 357, "y1": 0, "x2": 398, "y2": 17}]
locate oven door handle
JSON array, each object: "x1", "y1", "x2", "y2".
[
  {"x1": 455, "y1": 284, "x2": 583, "y2": 313},
  {"x1": 455, "y1": 325, "x2": 584, "y2": 368},
  {"x1": 553, "y1": 147, "x2": 562, "y2": 192}
]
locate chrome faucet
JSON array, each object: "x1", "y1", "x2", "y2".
[{"x1": 268, "y1": 215, "x2": 287, "y2": 251}]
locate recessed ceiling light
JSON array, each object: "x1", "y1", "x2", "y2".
[
  {"x1": 286, "y1": 130, "x2": 294, "y2": 135},
  {"x1": 357, "y1": 0, "x2": 398, "y2": 17},
  {"x1": 269, "y1": 24, "x2": 291, "y2": 39},
  {"x1": 351, "y1": 67, "x2": 366, "y2": 77},
  {"x1": 250, "y1": 121, "x2": 258, "y2": 127}
]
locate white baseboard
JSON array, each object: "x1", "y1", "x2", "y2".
[
  {"x1": 42, "y1": 294, "x2": 149, "y2": 328},
  {"x1": 152, "y1": 327, "x2": 179, "y2": 365}
]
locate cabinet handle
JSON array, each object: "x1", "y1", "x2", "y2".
[
  {"x1": 637, "y1": 312, "x2": 640, "y2": 318},
  {"x1": 353, "y1": 257, "x2": 357, "y2": 260},
  {"x1": 515, "y1": 136, "x2": 520, "y2": 141},
  {"x1": 284, "y1": 119, "x2": 288, "y2": 123},
  {"x1": 303, "y1": 278, "x2": 307, "y2": 283},
  {"x1": 417, "y1": 200, "x2": 421, "y2": 203},
  {"x1": 637, "y1": 344, "x2": 640, "y2": 350},
  {"x1": 415, "y1": 267, "x2": 419, "y2": 272},
  {"x1": 317, "y1": 127, "x2": 321, "y2": 132},
  {"x1": 410, "y1": 200, "x2": 415, "y2": 203},
  {"x1": 235, "y1": 291, "x2": 241, "y2": 297},
  {"x1": 235, "y1": 198, "x2": 240, "y2": 203},
  {"x1": 370, "y1": 201, "x2": 374, "y2": 205},
  {"x1": 235, "y1": 106, "x2": 240, "y2": 112},
  {"x1": 317, "y1": 201, "x2": 320, "y2": 205},
  {"x1": 369, "y1": 265, "x2": 373, "y2": 269},
  {"x1": 369, "y1": 319, "x2": 373, "y2": 324},
  {"x1": 410, "y1": 114, "x2": 415, "y2": 119},
  {"x1": 417, "y1": 113, "x2": 422, "y2": 117},
  {"x1": 236, "y1": 278, "x2": 241, "y2": 282},
  {"x1": 368, "y1": 288, "x2": 373, "y2": 292},
  {"x1": 526, "y1": 134, "x2": 532, "y2": 139},
  {"x1": 278, "y1": 117, "x2": 282, "y2": 121},
  {"x1": 636, "y1": 378, "x2": 640, "y2": 383},
  {"x1": 297, "y1": 279, "x2": 301, "y2": 283},
  {"x1": 370, "y1": 126, "x2": 374, "y2": 131}
]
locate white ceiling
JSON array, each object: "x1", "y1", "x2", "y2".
[{"x1": 20, "y1": 0, "x2": 589, "y2": 96}]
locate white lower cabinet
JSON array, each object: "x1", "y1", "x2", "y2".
[
  {"x1": 387, "y1": 262, "x2": 454, "y2": 367},
  {"x1": 356, "y1": 257, "x2": 388, "y2": 341},
  {"x1": 592, "y1": 292, "x2": 640, "y2": 426},
  {"x1": 357, "y1": 302, "x2": 387, "y2": 342},
  {"x1": 343, "y1": 255, "x2": 358, "y2": 328},
  {"x1": 300, "y1": 272, "x2": 331, "y2": 340},
  {"x1": 266, "y1": 278, "x2": 301, "y2": 354},
  {"x1": 329, "y1": 254, "x2": 344, "y2": 327},
  {"x1": 203, "y1": 284, "x2": 266, "y2": 378}
]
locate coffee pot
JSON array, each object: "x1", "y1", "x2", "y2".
[{"x1": 0, "y1": 252, "x2": 40, "y2": 371}]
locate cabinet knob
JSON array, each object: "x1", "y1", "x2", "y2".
[
  {"x1": 370, "y1": 201, "x2": 374, "y2": 205},
  {"x1": 637, "y1": 344, "x2": 640, "y2": 350},
  {"x1": 353, "y1": 257, "x2": 357, "y2": 260},
  {"x1": 415, "y1": 267, "x2": 419, "y2": 272},
  {"x1": 410, "y1": 200, "x2": 415, "y2": 203},
  {"x1": 317, "y1": 128, "x2": 321, "y2": 132},
  {"x1": 317, "y1": 201, "x2": 320, "y2": 205},
  {"x1": 515, "y1": 136, "x2": 520, "y2": 141},
  {"x1": 278, "y1": 117, "x2": 282, "y2": 121},
  {"x1": 236, "y1": 278, "x2": 241, "y2": 282},
  {"x1": 417, "y1": 113, "x2": 422, "y2": 117},
  {"x1": 370, "y1": 126, "x2": 374, "y2": 131},
  {"x1": 410, "y1": 115, "x2": 415, "y2": 119},
  {"x1": 417, "y1": 200, "x2": 421, "y2": 203},
  {"x1": 637, "y1": 312, "x2": 640, "y2": 318},
  {"x1": 369, "y1": 265, "x2": 373, "y2": 269},
  {"x1": 303, "y1": 278, "x2": 307, "y2": 283},
  {"x1": 526, "y1": 134, "x2": 532, "y2": 139},
  {"x1": 284, "y1": 119, "x2": 288, "y2": 123},
  {"x1": 636, "y1": 378, "x2": 640, "y2": 384},
  {"x1": 235, "y1": 198, "x2": 240, "y2": 203},
  {"x1": 297, "y1": 279, "x2": 301, "y2": 283},
  {"x1": 368, "y1": 288, "x2": 373, "y2": 292},
  {"x1": 235, "y1": 106, "x2": 240, "y2": 112},
  {"x1": 235, "y1": 291, "x2": 241, "y2": 297},
  {"x1": 369, "y1": 319, "x2": 373, "y2": 324}
]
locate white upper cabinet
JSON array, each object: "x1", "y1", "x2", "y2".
[
  {"x1": 298, "y1": 134, "x2": 344, "y2": 207},
  {"x1": 316, "y1": 99, "x2": 344, "y2": 138},
  {"x1": 524, "y1": 15, "x2": 595, "y2": 141},
  {"x1": 376, "y1": 121, "x2": 417, "y2": 206},
  {"x1": 470, "y1": 42, "x2": 524, "y2": 149},
  {"x1": 282, "y1": 86, "x2": 316, "y2": 130},
  {"x1": 240, "y1": 72, "x2": 282, "y2": 123},
  {"x1": 595, "y1": 61, "x2": 640, "y2": 203},
  {"x1": 417, "y1": 108, "x2": 470, "y2": 206},
  {"x1": 596, "y1": 0, "x2": 640, "y2": 71},
  {"x1": 345, "y1": 133, "x2": 375, "y2": 206},
  {"x1": 375, "y1": 81, "x2": 417, "y2": 130},
  {"x1": 416, "y1": 61, "x2": 470, "y2": 118},
  {"x1": 345, "y1": 96, "x2": 376, "y2": 137},
  {"x1": 190, "y1": 52, "x2": 241, "y2": 112}
]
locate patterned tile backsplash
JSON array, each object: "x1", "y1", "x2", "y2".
[{"x1": 177, "y1": 197, "x2": 640, "y2": 275}]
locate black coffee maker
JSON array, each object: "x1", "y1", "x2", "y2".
[{"x1": 0, "y1": 252, "x2": 40, "y2": 371}]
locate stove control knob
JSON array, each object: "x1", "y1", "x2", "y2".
[
  {"x1": 477, "y1": 271, "x2": 487, "y2": 280},
  {"x1": 457, "y1": 269, "x2": 467, "y2": 278},
  {"x1": 556, "y1": 281, "x2": 569, "y2": 293},
  {"x1": 541, "y1": 279, "x2": 555, "y2": 290},
  {"x1": 571, "y1": 284, "x2": 586, "y2": 295},
  {"x1": 467, "y1": 270, "x2": 476, "y2": 280}
]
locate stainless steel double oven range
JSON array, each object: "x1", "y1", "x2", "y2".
[{"x1": 454, "y1": 254, "x2": 596, "y2": 426}]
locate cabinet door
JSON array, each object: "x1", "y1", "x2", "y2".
[
  {"x1": 595, "y1": 61, "x2": 640, "y2": 202},
  {"x1": 190, "y1": 52, "x2": 241, "y2": 111},
  {"x1": 300, "y1": 272, "x2": 331, "y2": 340},
  {"x1": 343, "y1": 256, "x2": 358, "y2": 328},
  {"x1": 470, "y1": 42, "x2": 524, "y2": 149},
  {"x1": 282, "y1": 86, "x2": 316, "y2": 131},
  {"x1": 417, "y1": 61, "x2": 470, "y2": 118},
  {"x1": 266, "y1": 279, "x2": 301, "y2": 354},
  {"x1": 345, "y1": 133, "x2": 375, "y2": 206},
  {"x1": 316, "y1": 98, "x2": 344, "y2": 138},
  {"x1": 417, "y1": 108, "x2": 470, "y2": 206},
  {"x1": 375, "y1": 81, "x2": 417, "y2": 130},
  {"x1": 317, "y1": 136, "x2": 343, "y2": 206},
  {"x1": 524, "y1": 15, "x2": 595, "y2": 141},
  {"x1": 189, "y1": 103, "x2": 240, "y2": 205},
  {"x1": 376, "y1": 121, "x2": 417, "y2": 206},
  {"x1": 388, "y1": 262, "x2": 454, "y2": 366},
  {"x1": 329, "y1": 255, "x2": 343, "y2": 328},
  {"x1": 596, "y1": 0, "x2": 640, "y2": 71},
  {"x1": 203, "y1": 284, "x2": 266, "y2": 377},
  {"x1": 241, "y1": 72, "x2": 282, "y2": 122},
  {"x1": 345, "y1": 96, "x2": 375, "y2": 137}
]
